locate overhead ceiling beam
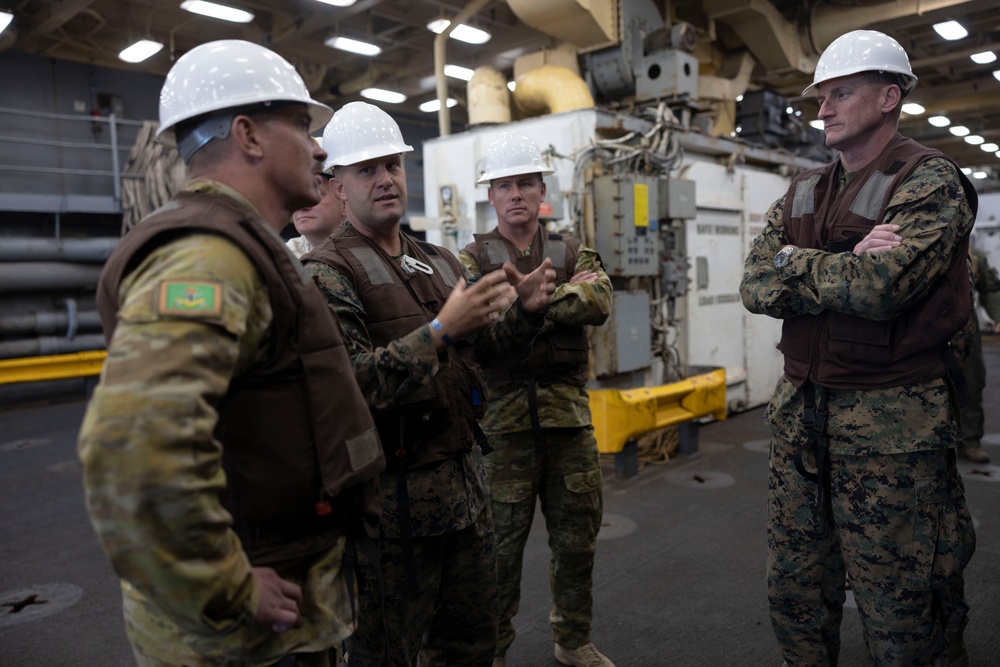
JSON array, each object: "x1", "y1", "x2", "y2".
[{"x1": 27, "y1": 0, "x2": 99, "y2": 38}]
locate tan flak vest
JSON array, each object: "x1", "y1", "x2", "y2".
[
  {"x1": 305, "y1": 224, "x2": 487, "y2": 470},
  {"x1": 462, "y1": 227, "x2": 590, "y2": 387},
  {"x1": 778, "y1": 134, "x2": 977, "y2": 390},
  {"x1": 97, "y1": 191, "x2": 385, "y2": 565}
]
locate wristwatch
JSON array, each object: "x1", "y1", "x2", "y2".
[{"x1": 773, "y1": 245, "x2": 797, "y2": 269}]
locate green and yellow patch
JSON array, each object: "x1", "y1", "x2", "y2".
[{"x1": 157, "y1": 281, "x2": 222, "y2": 317}]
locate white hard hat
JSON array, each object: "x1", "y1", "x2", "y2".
[
  {"x1": 323, "y1": 102, "x2": 413, "y2": 170},
  {"x1": 477, "y1": 131, "x2": 554, "y2": 185},
  {"x1": 157, "y1": 40, "x2": 332, "y2": 147},
  {"x1": 803, "y1": 30, "x2": 917, "y2": 96}
]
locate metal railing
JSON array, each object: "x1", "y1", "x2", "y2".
[{"x1": 0, "y1": 105, "x2": 146, "y2": 214}]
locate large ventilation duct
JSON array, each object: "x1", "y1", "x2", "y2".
[
  {"x1": 468, "y1": 67, "x2": 512, "y2": 126},
  {"x1": 513, "y1": 65, "x2": 595, "y2": 118},
  {"x1": 506, "y1": 0, "x2": 617, "y2": 50},
  {"x1": 706, "y1": 0, "x2": 978, "y2": 78},
  {"x1": 703, "y1": 0, "x2": 815, "y2": 75},
  {"x1": 808, "y1": 0, "x2": 979, "y2": 52},
  {"x1": 699, "y1": 50, "x2": 756, "y2": 102}
]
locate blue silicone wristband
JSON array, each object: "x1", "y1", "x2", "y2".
[{"x1": 430, "y1": 318, "x2": 454, "y2": 347}]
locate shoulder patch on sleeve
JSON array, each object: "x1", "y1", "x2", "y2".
[{"x1": 157, "y1": 281, "x2": 223, "y2": 317}]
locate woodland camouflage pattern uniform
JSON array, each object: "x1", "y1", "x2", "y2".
[
  {"x1": 78, "y1": 182, "x2": 356, "y2": 667},
  {"x1": 741, "y1": 159, "x2": 977, "y2": 666},
  {"x1": 305, "y1": 237, "x2": 546, "y2": 667},
  {"x1": 960, "y1": 245, "x2": 1000, "y2": 450},
  {"x1": 459, "y1": 241, "x2": 612, "y2": 656}
]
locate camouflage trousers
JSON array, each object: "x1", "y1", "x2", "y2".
[
  {"x1": 768, "y1": 435, "x2": 976, "y2": 666},
  {"x1": 345, "y1": 505, "x2": 498, "y2": 667},
  {"x1": 485, "y1": 427, "x2": 604, "y2": 656}
]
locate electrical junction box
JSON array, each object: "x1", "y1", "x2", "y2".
[
  {"x1": 591, "y1": 290, "x2": 653, "y2": 377},
  {"x1": 592, "y1": 174, "x2": 659, "y2": 277},
  {"x1": 658, "y1": 178, "x2": 697, "y2": 219},
  {"x1": 539, "y1": 174, "x2": 563, "y2": 221}
]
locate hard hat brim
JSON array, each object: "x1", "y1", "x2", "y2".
[{"x1": 477, "y1": 165, "x2": 555, "y2": 185}]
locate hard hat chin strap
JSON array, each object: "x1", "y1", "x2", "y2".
[{"x1": 178, "y1": 113, "x2": 234, "y2": 163}]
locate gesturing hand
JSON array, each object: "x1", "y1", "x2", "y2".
[
  {"x1": 434, "y1": 269, "x2": 515, "y2": 343},
  {"x1": 503, "y1": 257, "x2": 557, "y2": 313},
  {"x1": 251, "y1": 567, "x2": 303, "y2": 633}
]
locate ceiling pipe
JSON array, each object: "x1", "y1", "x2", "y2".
[
  {"x1": 707, "y1": 0, "x2": 979, "y2": 79},
  {"x1": 0, "y1": 263, "x2": 103, "y2": 293},
  {"x1": 704, "y1": 0, "x2": 816, "y2": 74},
  {"x1": 0, "y1": 335, "x2": 106, "y2": 360},
  {"x1": 809, "y1": 0, "x2": 980, "y2": 52},
  {"x1": 0, "y1": 238, "x2": 119, "y2": 262},
  {"x1": 434, "y1": 0, "x2": 492, "y2": 137}
]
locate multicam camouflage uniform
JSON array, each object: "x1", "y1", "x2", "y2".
[
  {"x1": 304, "y1": 232, "x2": 546, "y2": 667},
  {"x1": 78, "y1": 182, "x2": 358, "y2": 667},
  {"x1": 740, "y1": 158, "x2": 977, "y2": 666},
  {"x1": 960, "y1": 246, "x2": 1000, "y2": 449},
  {"x1": 459, "y1": 237, "x2": 612, "y2": 657}
]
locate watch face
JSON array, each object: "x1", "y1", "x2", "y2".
[{"x1": 774, "y1": 249, "x2": 791, "y2": 268}]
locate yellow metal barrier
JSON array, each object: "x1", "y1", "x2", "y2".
[
  {"x1": 0, "y1": 350, "x2": 107, "y2": 385},
  {"x1": 589, "y1": 368, "x2": 727, "y2": 454}
]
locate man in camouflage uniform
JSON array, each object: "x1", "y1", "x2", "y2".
[
  {"x1": 739, "y1": 30, "x2": 977, "y2": 666},
  {"x1": 302, "y1": 103, "x2": 557, "y2": 667},
  {"x1": 958, "y1": 245, "x2": 1000, "y2": 463},
  {"x1": 77, "y1": 41, "x2": 385, "y2": 667},
  {"x1": 459, "y1": 132, "x2": 614, "y2": 667},
  {"x1": 286, "y1": 141, "x2": 346, "y2": 259}
]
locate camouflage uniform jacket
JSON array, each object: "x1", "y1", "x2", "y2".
[
  {"x1": 303, "y1": 223, "x2": 547, "y2": 537},
  {"x1": 459, "y1": 229, "x2": 612, "y2": 434},
  {"x1": 971, "y1": 245, "x2": 1000, "y2": 322},
  {"x1": 78, "y1": 180, "x2": 364, "y2": 665},
  {"x1": 740, "y1": 154, "x2": 976, "y2": 456}
]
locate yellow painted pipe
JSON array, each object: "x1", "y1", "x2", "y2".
[
  {"x1": 589, "y1": 368, "x2": 727, "y2": 454},
  {"x1": 0, "y1": 350, "x2": 106, "y2": 385}
]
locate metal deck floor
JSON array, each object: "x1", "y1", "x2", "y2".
[{"x1": 2, "y1": 338, "x2": 999, "y2": 666}]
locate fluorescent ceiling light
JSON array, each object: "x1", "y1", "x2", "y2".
[
  {"x1": 965, "y1": 135, "x2": 984, "y2": 145},
  {"x1": 949, "y1": 125, "x2": 970, "y2": 137},
  {"x1": 180, "y1": 0, "x2": 254, "y2": 23},
  {"x1": 119, "y1": 39, "x2": 164, "y2": 63},
  {"x1": 971, "y1": 51, "x2": 996, "y2": 64},
  {"x1": 932, "y1": 20, "x2": 967, "y2": 41},
  {"x1": 0, "y1": 11, "x2": 13, "y2": 35},
  {"x1": 809, "y1": 119, "x2": 824, "y2": 130},
  {"x1": 981, "y1": 142, "x2": 999, "y2": 152},
  {"x1": 961, "y1": 167, "x2": 972, "y2": 175},
  {"x1": 928, "y1": 115, "x2": 951, "y2": 127},
  {"x1": 360, "y1": 87, "x2": 406, "y2": 104},
  {"x1": 325, "y1": 36, "x2": 381, "y2": 56},
  {"x1": 314, "y1": 0, "x2": 358, "y2": 6},
  {"x1": 507, "y1": 81, "x2": 516, "y2": 92},
  {"x1": 419, "y1": 97, "x2": 458, "y2": 112},
  {"x1": 901, "y1": 102, "x2": 925, "y2": 115},
  {"x1": 972, "y1": 171, "x2": 987, "y2": 179},
  {"x1": 994, "y1": 70, "x2": 1000, "y2": 82},
  {"x1": 444, "y1": 64, "x2": 475, "y2": 81},
  {"x1": 426, "y1": 19, "x2": 491, "y2": 44}
]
